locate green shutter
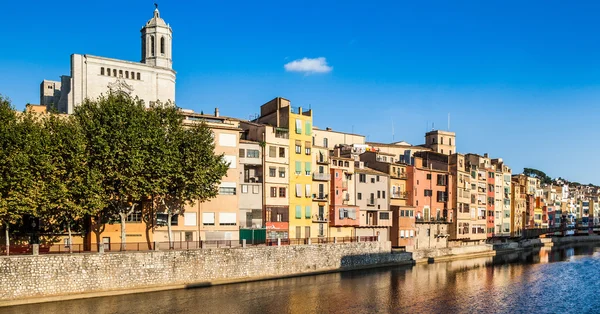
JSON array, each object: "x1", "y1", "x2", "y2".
[
  {"x1": 295, "y1": 161, "x2": 301, "y2": 173},
  {"x1": 295, "y1": 205, "x2": 302, "y2": 219},
  {"x1": 305, "y1": 162, "x2": 311, "y2": 173},
  {"x1": 295, "y1": 119, "x2": 302, "y2": 134},
  {"x1": 305, "y1": 122, "x2": 311, "y2": 135},
  {"x1": 305, "y1": 206, "x2": 311, "y2": 218}
]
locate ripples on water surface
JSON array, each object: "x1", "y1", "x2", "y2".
[{"x1": 5, "y1": 245, "x2": 600, "y2": 314}]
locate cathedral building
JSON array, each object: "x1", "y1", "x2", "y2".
[{"x1": 40, "y1": 6, "x2": 176, "y2": 114}]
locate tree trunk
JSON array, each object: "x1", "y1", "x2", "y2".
[
  {"x1": 67, "y1": 224, "x2": 73, "y2": 254},
  {"x1": 5, "y1": 223, "x2": 9, "y2": 256},
  {"x1": 119, "y1": 212, "x2": 127, "y2": 251},
  {"x1": 167, "y1": 213, "x2": 173, "y2": 249}
]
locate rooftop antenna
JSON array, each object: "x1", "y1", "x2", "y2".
[{"x1": 432, "y1": 122, "x2": 435, "y2": 131}]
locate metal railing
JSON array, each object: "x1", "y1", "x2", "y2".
[{"x1": 313, "y1": 172, "x2": 331, "y2": 181}]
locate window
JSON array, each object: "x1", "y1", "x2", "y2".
[
  {"x1": 270, "y1": 187, "x2": 277, "y2": 197},
  {"x1": 424, "y1": 189, "x2": 433, "y2": 197},
  {"x1": 279, "y1": 187, "x2": 286, "y2": 197},
  {"x1": 239, "y1": 149, "x2": 245, "y2": 157},
  {"x1": 295, "y1": 206, "x2": 302, "y2": 219},
  {"x1": 106, "y1": 68, "x2": 111, "y2": 76},
  {"x1": 441, "y1": 137, "x2": 444, "y2": 145},
  {"x1": 100, "y1": 67, "x2": 105, "y2": 75},
  {"x1": 223, "y1": 155, "x2": 237, "y2": 168},
  {"x1": 269, "y1": 146, "x2": 276, "y2": 157},
  {"x1": 427, "y1": 174, "x2": 432, "y2": 180},
  {"x1": 344, "y1": 161, "x2": 349, "y2": 167},
  {"x1": 449, "y1": 138, "x2": 452, "y2": 145},
  {"x1": 305, "y1": 184, "x2": 311, "y2": 197},
  {"x1": 380, "y1": 212, "x2": 390, "y2": 220},
  {"x1": 219, "y1": 187, "x2": 236, "y2": 195},
  {"x1": 246, "y1": 149, "x2": 259, "y2": 158},
  {"x1": 219, "y1": 134, "x2": 237, "y2": 147},
  {"x1": 252, "y1": 185, "x2": 259, "y2": 194},
  {"x1": 137, "y1": 73, "x2": 140, "y2": 80},
  {"x1": 113, "y1": 69, "x2": 117, "y2": 76},
  {"x1": 219, "y1": 213, "x2": 236, "y2": 226},
  {"x1": 170, "y1": 215, "x2": 179, "y2": 226},
  {"x1": 242, "y1": 185, "x2": 248, "y2": 194},
  {"x1": 279, "y1": 167, "x2": 286, "y2": 178},
  {"x1": 151, "y1": 35, "x2": 155, "y2": 56},
  {"x1": 125, "y1": 71, "x2": 129, "y2": 79},
  {"x1": 295, "y1": 142, "x2": 301, "y2": 154},
  {"x1": 305, "y1": 162, "x2": 311, "y2": 176},
  {"x1": 279, "y1": 147, "x2": 285, "y2": 158},
  {"x1": 358, "y1": 193, "x2": 362, "y2": 200},
  {"x1": 377, "y1": 191, "x2": 381, "y2": 198},
  {"x1": 269, "y1": 167, "x2": 276, "y2": 177},
  {"x1": 295, "y1": 184, "x2": 301, "y2": 197},
  {"x1": 119, "y1": 70, "x2": 123, "y2": 77},
  {"x1": 160, "y1": 36, "x2": 165, "y2": 54},
  {"x1": 64, "y1": 238, "x2": 71, "y2": 248},
  {"x1": 305, "y1": 205, "x2": 311, "y2": 218},
  {"x1": 305, "y1": 141, "x2": 311, "y2": 155},
  {"x1": 437, "y1": 191, "x2": 447, "y2": 202},
  {"x1": 437, "y1": 174, "x2": 447, "y2": 186},
  {"x1": 376, "y1": 176, "x2": 380, "y2": 182},
  {"x1": 202, "y1": 213, "x2": 215, "y2": 226},
  {"x1": 333, "y1": 160, "x2": 338, "y2": 166},
  {"x1": 305, "y1": 122, "x2": 311, "y2": 135},
  {"x1": 359, "y1": 174, "x2": 366, "y2": 183},
  {"x1": 295, "y1": 119, "x2": 302, "y2": 134},
  {"x1": 382, "y1": 191, "x2": 386, "y2": 199},
  {"x1": 323, "y1": 138, "x2": 328, "y2": 147},
  {"x1": 126, "y1": 209, "x2": 142, "y2": 223},
  {"x1": 371, "y1": 178, "x2": 375, "y2": 183}
]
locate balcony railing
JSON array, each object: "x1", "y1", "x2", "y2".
[
  {"x1": 313, "y1": 172, "x2": 331, "y2": 181},
  {"x1": 312, "y1": 193, "x2": 328, "y2": 201},
  {"x1": 312, "y1": 214, "x2": 328, "y2": 222},
  {"x1": 317, "y1": 158, "x2": 329, "y2": 165},
  {"x1": 391, "y1": 191, "x2": 409, "y2": 199}
]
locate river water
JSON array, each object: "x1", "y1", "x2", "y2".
[{"x1": 5, "y1": 244, "x2": 600, "y2": 314}]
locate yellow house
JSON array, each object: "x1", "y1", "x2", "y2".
[{"x1": 252, "y1": 97, "x2": 313, "y2": 239}]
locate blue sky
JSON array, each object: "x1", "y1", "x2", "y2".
[{"x1": 1, "y1": 1, "x2": 600, "y2": 183}]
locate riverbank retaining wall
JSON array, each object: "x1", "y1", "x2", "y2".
[
  {"x1": 0, "y1": 241, "x2": 411, "y2": 302},
  {"x1": 411, "y1": 244, "x2": 494, "y2": 260}
]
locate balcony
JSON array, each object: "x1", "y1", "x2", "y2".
[
  {"x1": 367, "y1": 198, "x2": 376, "y2": 206},
  {"x1": 397, "y1": 172, "x2": 408, "y2": 179},
  {"x1": 391, "y1": 191, "x2": 409, "y2": 199},
  {"x1": 312, "y1": 214, "x2": 328, "y2": 223},
  {"x1": 313, "y1": 172, "x2": 331, "y2": 181},
  {"x1": 317, "y1": 157, "x2": 329, "y2": 165},
  {"x1": 312, "y1": 193, "x2": 328, "y2": 201}
]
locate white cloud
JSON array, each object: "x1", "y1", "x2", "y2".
[{"x1": 284, "y1": 57, "x2": 333, "y2": 74}]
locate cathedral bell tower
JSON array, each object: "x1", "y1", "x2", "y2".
[{"x1": 141, "y1": 4, "x2": 173, "y2": 69}]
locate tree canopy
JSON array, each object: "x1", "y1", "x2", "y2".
[
  {"x1": 0, "y1": 92, "x2": 228, "y2": 251},
  {"x1": 523, "y1": 168, "x2": 552, "y2": 185}
]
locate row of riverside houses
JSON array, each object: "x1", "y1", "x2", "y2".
[
  {"x1": 19, "y1": 7, "x2": 600, "y2": 252},
  {"x1": 22, "y1": 97, "x2": 600, "y2": 251}
]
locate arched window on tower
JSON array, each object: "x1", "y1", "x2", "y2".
[
  {"x1": 137, "y1": 73, "x2": 141, "y2": 80},
  {"x1": 160, "y1": 37, "x2": 165, "y2": 55},
  {"x1": 113, "y1": 69, "x2": 117, "y2": 76},
  {"x1": 125, "y1": 71, "x2": 129, "y2": 79},
  {"x1": 106, "y1": 68, "x2": 111, "y2": 76},
  {"x1": 150, "y1": 36, "x2": 155, "y2": 56}
]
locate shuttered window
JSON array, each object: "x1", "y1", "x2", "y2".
[
  {"x1": 305, "y1": 206, "x2": 311, "y2": 218},
  {"x1": 295, "y1": 205, "x2": 302, "y2": 219}
]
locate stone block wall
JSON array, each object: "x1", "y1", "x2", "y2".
[{"x1": 0, "y1": 241, "x2": 410, "y2": 301}]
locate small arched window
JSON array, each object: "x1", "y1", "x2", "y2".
[
  {"x1": 106, "y1": 68, "x2": 111, "y2": 76},
  {"x1": 113, "y1": 69, "x2": 117, "y2": 76},
  {"x1": 100, "y1": 67, "x2": 105, "y2": 75},
  {"x1": 125, "y1": 71, "x2": 129, "y2": 79},
  {"x1": 160, "y1": 37, "x2": 165, "y2": 54},
  {"x1": 150, "y1": 36, "x2": 155, "y2": 56},
  {"x1": 119, "y1": 70, "x2": 123, "y2": 77},
  {"x1": 137, "y1": 73, "x2": 141, "y2": 80}
]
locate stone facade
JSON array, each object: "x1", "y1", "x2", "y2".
[
  {"x1": 0, "y1": 242, "x2": 409, "y2": 301},
  {"x1": 40, "y1": 7, "x2": 176, "y2": 114}
]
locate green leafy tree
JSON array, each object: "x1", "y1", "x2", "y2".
[
  {"x1": 0, "y1": 96, "x2": 48, "y2": 253},
  {"x1": 523, "y1": 167, "x2": 552, "y2": 185},
  {"x1": 145, "y1": 103, "x2": 228, "y2": 247},
  {"x1": 39, "y1": 113, "x2": 104, "y2": 252},
  {"x1": 74, "y1": 93, "x2": 149, "y2": 250}
]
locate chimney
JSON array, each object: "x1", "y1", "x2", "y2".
[{"x1": 214, "y1": 108, "x2": 219, "y2": 117}]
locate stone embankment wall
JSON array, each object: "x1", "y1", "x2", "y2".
[
  {"x1": 0, "y1": 241, "x2": 410, "y2": 301},
  {"x1": 411, "y1": 244, "x2": 493, "y2": 261}
]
